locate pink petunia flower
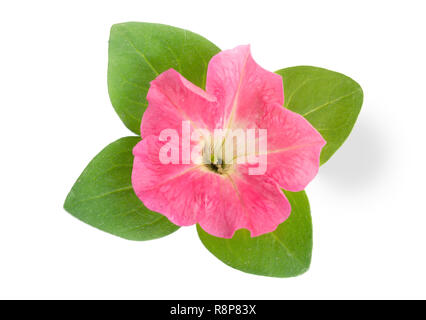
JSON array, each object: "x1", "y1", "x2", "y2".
[{"x1": 132, "y1": 45, "x2": 326, "y2": 238}]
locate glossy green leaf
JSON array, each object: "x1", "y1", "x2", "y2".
[
  {"x1": 108, "y1": 22, "x2": 221, "y2": 134},
  {"x1": 64, "y1": 136, "x2": 179, "y2": 241},
  {"x1": 197, "y1": 190, "x2": 312, "y2": 278},
  {"x1": 276, "y1": 66, "x2": 363, "y2": 165}
]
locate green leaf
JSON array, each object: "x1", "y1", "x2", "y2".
[
  {"x1": 276, "y1": 66, "x2": 363, "y2": 165},
  {"x1": 108, "y1": 22, "x2": 221, "y2": 134},
  {"x1": 64, "y1": 136, "x2": 179, "y2": 241},
  {"x1": 197, "y1": 190, "x2": 312, "y2": 278}
]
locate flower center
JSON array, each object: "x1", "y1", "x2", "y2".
[
  {"x1": 201, "y1": 139, "x2": 233, "y2": 175},
  {"x1": 206, "y1": 158, "x2": 229, "y2": 175}
]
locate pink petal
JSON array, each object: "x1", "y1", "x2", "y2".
[
  {"x1": 132, "y1": 135, "x2": 199, "y2": 225},
  {"x1": 198, "y1": 169, "x2": 291, "y2": 238},
  {"x1": 243, "y1": 103, "x2": 326, "y2": 191},
  {"x1": 205, "y1": 45, "x2": 284, "y2": 128},
  {"x1": 141, "y1": 69, "x2": 221, "y2": 138},
  {"x1": 132, "y1": 136, "x2": 196, "y2": 195},
  {"x1": 205, "y1": 45, "x2": 325, "y2": 191}
]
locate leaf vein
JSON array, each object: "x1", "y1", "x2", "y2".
[
  {"x1": 302, "y1": 88, "x2": 361, "y2": 117},
  {"x1": 73, "y1": 186, "x2": 133, "y2": 204},
  {"x1": 123, "y1": 36, "x2": 160, "y2": 76}
]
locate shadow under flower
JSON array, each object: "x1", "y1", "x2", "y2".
[{"x1": 318, "y1": 114, "x2": 390, "y2": 193}]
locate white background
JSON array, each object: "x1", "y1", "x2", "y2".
[{"x1": 1, "y1": 0, "x2": 425, "y2": 299}]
